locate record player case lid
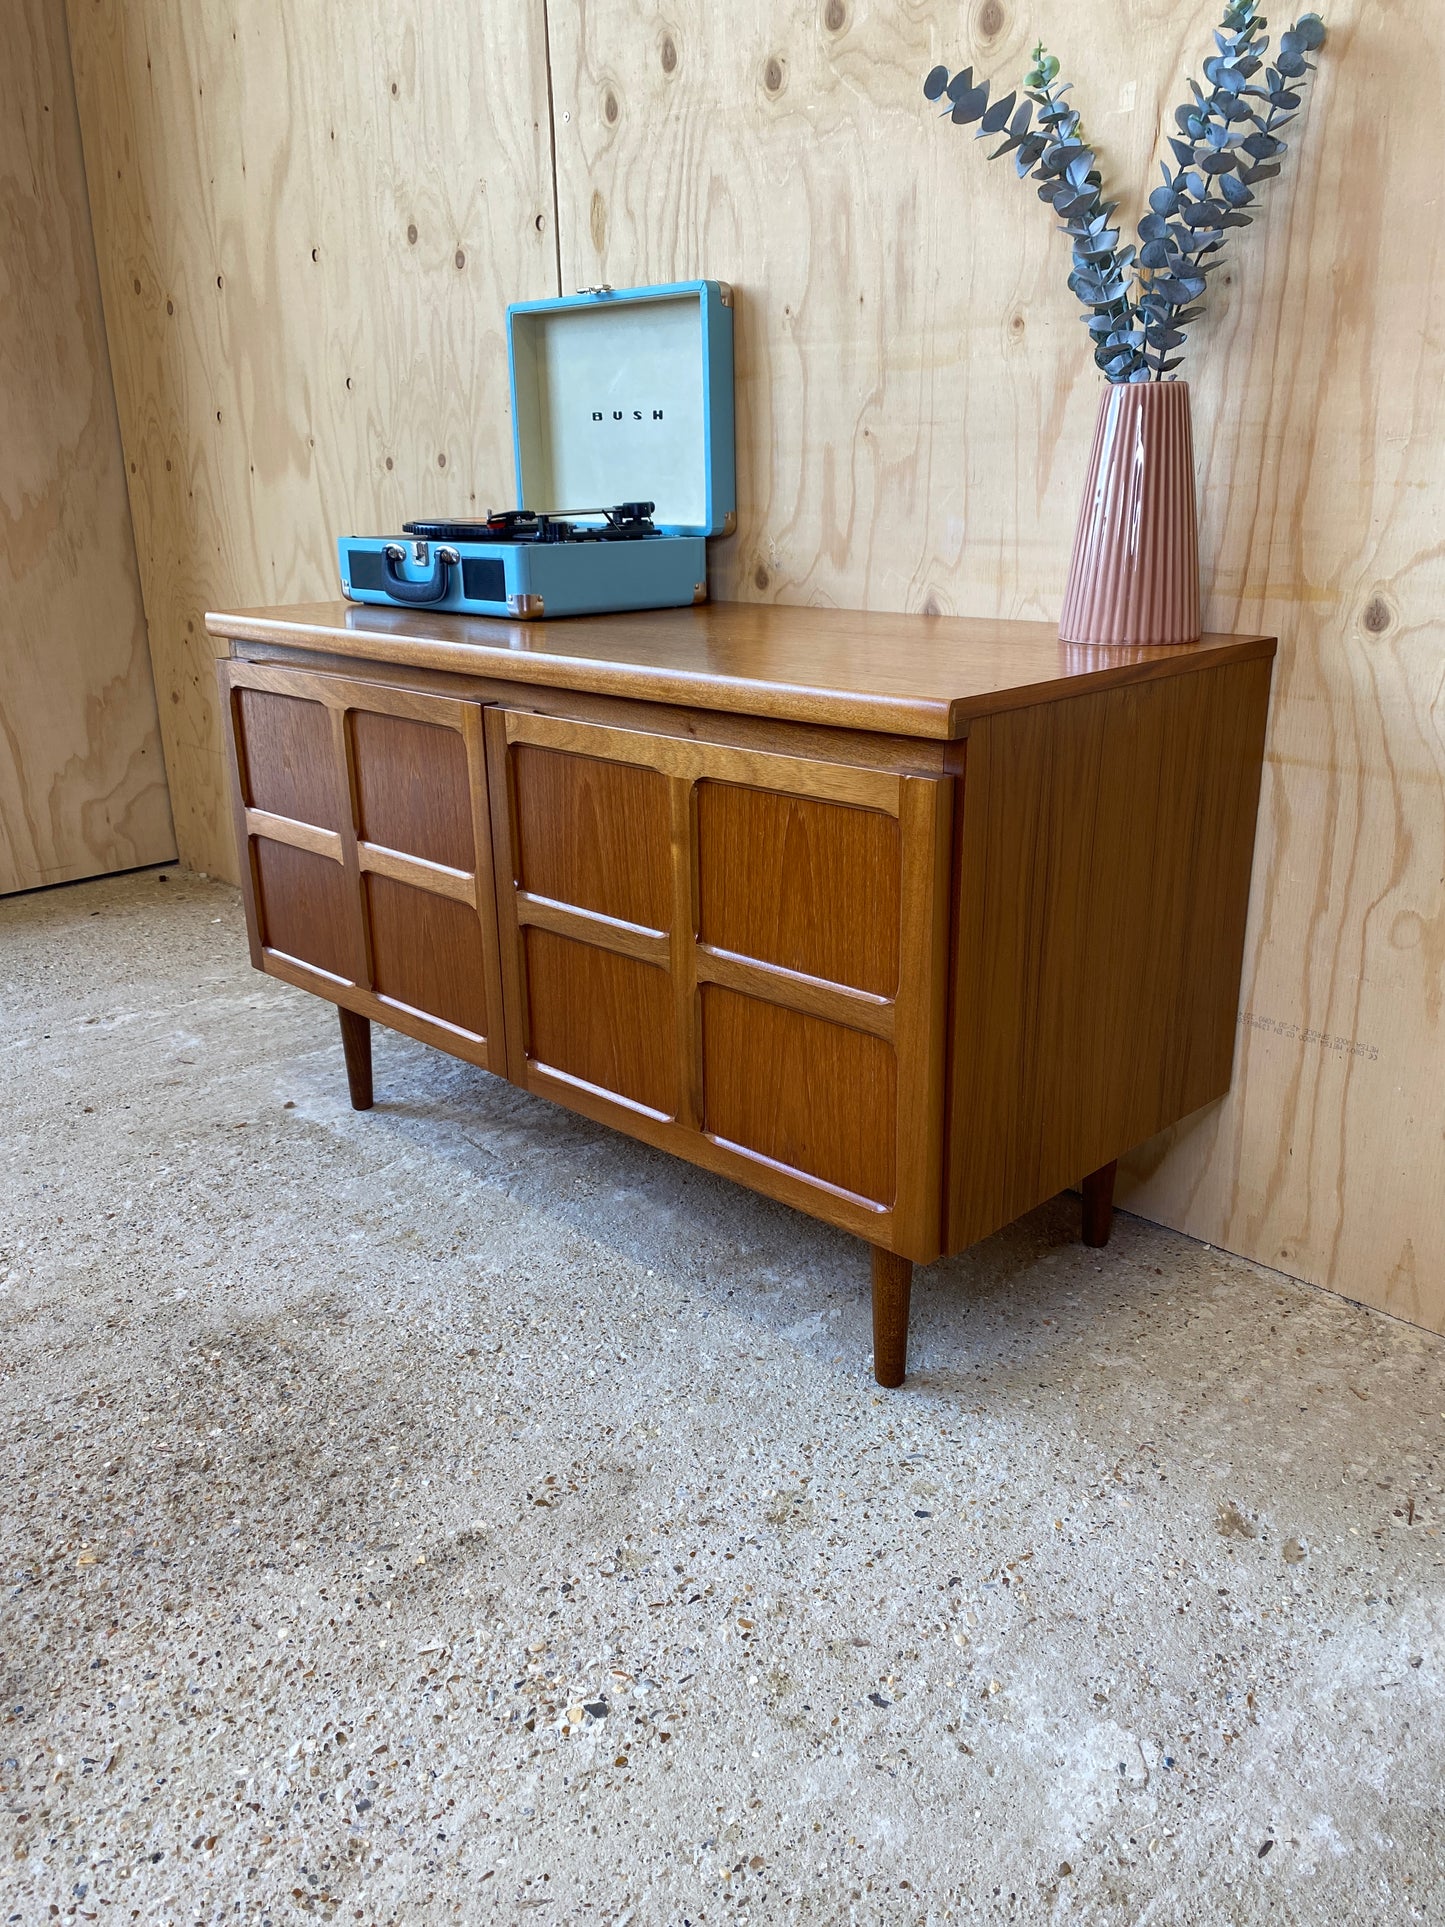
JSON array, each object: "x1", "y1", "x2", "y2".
[{"x1": 506, "y1": 280, "x2": 735, "y2": 541}]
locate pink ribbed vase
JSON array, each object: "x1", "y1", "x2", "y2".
[{"x1": 1059, "y1": 380, "x2": 1201, "y2": 647}]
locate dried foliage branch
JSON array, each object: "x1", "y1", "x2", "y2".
[{"x1": 924, "y1": 4, "x2": 1327, "y2": 381}]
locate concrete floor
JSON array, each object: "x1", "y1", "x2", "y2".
[{"x1": 2, "y1": 868, "x2": 1443, "y2": 1927}]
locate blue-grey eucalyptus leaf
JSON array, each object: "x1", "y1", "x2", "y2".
[
  {"x1": 979, "y1": 89, "x2": 1017, "y2": 135},
  {"x1": 951, "y1": 83, "x2": 991, "y2": 123},
  {"x1": 923, "y1": 5, "x2": 1324, "y2": 382}
]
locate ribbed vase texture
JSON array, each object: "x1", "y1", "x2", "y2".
[{"x1": 1059, "y1": 380, "x2": 1201, "y2": 647}]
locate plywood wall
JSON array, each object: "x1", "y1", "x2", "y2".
[
  {"x1": 68, "y1": 0, "x2": 1445, "y2": 1336},
  {"x1": 0, "y1": 1, "x2": 172, "y2": 895},
  {"x1": 65, "y1": 0, "x2": 559, "y2": 877}
]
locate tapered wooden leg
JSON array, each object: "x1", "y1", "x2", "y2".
[
  {"x1": 338, "y1": 1007, "x2": 373, "y2": 1111},
  {"x1": 1082, "y1": 1159, "x2": 1117, "y2": 1248},
  {"x1": 870, "y1": 1246, "x2": 913, "y2": 1388}
]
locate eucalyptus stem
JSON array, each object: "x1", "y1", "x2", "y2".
[{"x1": 924, "y1": 5, "x2": 1326, "y2": 382}]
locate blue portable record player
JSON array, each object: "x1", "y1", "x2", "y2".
[{"x1": 338, "y1": 279, "x2": 735, "y2": 619}]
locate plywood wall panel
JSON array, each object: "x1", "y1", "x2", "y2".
[
  {"x1": 547, "y1": 1, "x2": 1445, "y2": 1332},
  {"x1": 0, "y1": 1, "x2": 173, "y2": 895},
  {"x1": 66, "y1": 0, "x2": 559, "y2": 877}
]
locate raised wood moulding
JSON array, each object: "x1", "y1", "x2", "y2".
[
  {"x1": 515, "y1": 889, "x2": 670, "y2": 965},
  {"x1": 244, "y1": 807, "x2": 343, "y2": 864},
  {"x1": 355, "y1": 840, "x2": 477, "y2": 907},
  {"x1": 695, "y1": 944, "x2": 897, "y2": 1042}
]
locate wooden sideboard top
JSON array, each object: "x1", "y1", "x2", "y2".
[{"x1": 206, "y1": 599, "x2": 1276, "y2": 740}]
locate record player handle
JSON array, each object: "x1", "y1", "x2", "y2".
[{"x1": 381, "y1": 543, "x2": 458, "y2": 605}]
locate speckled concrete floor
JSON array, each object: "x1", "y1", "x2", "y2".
[{"x1": 3, "y1": 867, "x2": 1443, "y2": 1927}]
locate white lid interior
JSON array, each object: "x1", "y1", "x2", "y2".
[{"x1": 511, "y1": 294, "x2": 710, "y2": 532}]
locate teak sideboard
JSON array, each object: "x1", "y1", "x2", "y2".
[{"x1": 208, "y1": 600, "x2": 1275, "y2": 1385}]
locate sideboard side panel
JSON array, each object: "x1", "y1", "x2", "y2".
[{"x1": 945, "y1": 656, "x2": 1273, "y2": 1252}]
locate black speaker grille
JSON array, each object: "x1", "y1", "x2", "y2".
[
  {"x1": 461, "y1": 556, "x2": 507, "y2": 604},
  {"x1": 346, "y1": 547, "x2": 386, "y2": 592}
]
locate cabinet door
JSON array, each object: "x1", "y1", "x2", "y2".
[
  {"x1": 487, "y1": 707, "x2": 953, "y2": 1260},
  {"x1": 220, "y1": 661, "x2": 506, "y2": 1073}
]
